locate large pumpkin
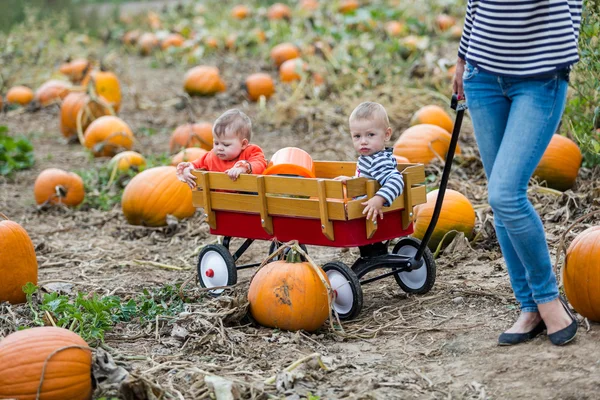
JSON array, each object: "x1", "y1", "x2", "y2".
[
  {"x1": 60, "y1": 92, "x2": 111, "y2": 141},
  {"x1": 183, "y1": 66, "x2": 226, "y2": 96},
  {"x1": 34, "y1": 168, "x2": 85, "y2": 207},
  {"x1": 0, "y1": 214, "x2": 37, "y2": 304},
  {"x1": 171, "y1": 148, "x2": 209, "y2": 166},
  {"x1": 89, "y1": 69, "x2": 122, "y2": 113},
  {"x1": 34, "y1": 80, "x2": 71, "y2": 107},
  {"x1": 270, "y1": 43, "x2": 300, "y2": 67},
  {"x1": 248, "y1": 253, "x2": 330, "y2": 332},
  {"x1": 533, "y1": 134, "x2": 582, "y2": 192},
  {"x1": 410, "y1": 105, "x2": 453, "y2": 133},
  {"x1": 59, "y1": 58, "x2": 92, "y2": 84},
  {"x1": 245, "y1": 73, "x2": 275, "y2": 101},
  {"x1": 169, "y1": 122, "x2": 213, "y2": 154},
  {"x1": 6, "y1": 86, "x2": 34, "y2": 106},
  {"x1": 563, "y1": 226, "x2": 600, "y2": 321},
  {"x1": 121, "y1": 166, "x2": 196, "y2": 226},
  {"x1": 109, "y1": 151, "x2": 146, "y2": 172},
  {"x1": 83, "y1": 116, "x2": 134, "y2": 157},
  {"x1": 393, "y1": 124, "x2": 461, "y2": 164},
  {"x1": 412, "y1": 189, "x2": 475, "y2": 250},
  {"x1": 0, "y1": 327, "x2": 92, "y2": 400}
]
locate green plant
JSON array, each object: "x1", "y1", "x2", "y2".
[{"x1": 0, "y1": 126, "x2": 34, "y2": 177}]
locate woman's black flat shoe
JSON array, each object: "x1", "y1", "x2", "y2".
[
  {"x1": 498, "y1": 320, "x2": 546, "y2": 346},
  {"x1": 548, "y1": 297, "x2": 578, "y2": 346}
]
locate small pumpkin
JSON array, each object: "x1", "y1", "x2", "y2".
[
  {"x1": 385, "y1": 21, "x2": 407, "y2": 37},
  {"x1": 205, "y1": 36, "x2": 219, "y2": 49},
  {"x1": 171, "y1": 148, "x2": 209, "y2": 166},
  {"x1": 245, "y1": 73, "x2": 275, "y2": 101},
  {"x1": 533, "y1": 134, "x2": 582, "y2": 191},
  {"x1": 300, "y1": 0, "x2": 319, "y2": 11},
  {"x1": 231, "y1": 4, "x2": 250, "y2": 19},
  {"x1": 89, "y1": 69, "x2": 122, "y2": 113},
  {"x1": 83, "y1": 116, "x2": 134, "y2": 157},
  {"x1": 169, "y1": 122, "x2": 213, "y2": 154},
  {"x1": 393, "y1": 154, "x2": 410, "y2": 164},
  {"x1": 264, "y1": 147, "x2": 316, "y2": 178},
  {"x1": 267, "y1": 3, "x2": 292, "y2": 20},
  {"x1": 270, "y1": 43, "x2": 301, "y2": 67},
  {"x1": 60, "y1": 92, "x2": 111, "y2": 141},
  {"x1": 6, "y1": 86, "x2": 34, "y2": 106},
  {"x1": 34, "y1": 80, "x2": 71, "y2": 107},
  {"x1": 59, "y1": 58, "x2": 92, "y2": 84},
  {"x1": 122, "y1": 30, "x2": 141, "y2": 45},
  {"x1": 161, "y1": 33, "x2": 185, "y2": 50},
  {"x1": 410, "y1": 105, "x2": 453, "y2": 133},
  {"x1": 225, "y1": 33, "x2": 237, "y2": 50},
  {"x1": 109, "y1": 150, "x2": 146, "y2": 172},
  {"x1": 147, "y1": 11, "x2": 161, "y2": 29},
  {"x1": 563, "y1": 226, "x2": 600, "y2": 321},
  {"x1": 138, "y1": 32, "x2": 159, "y2": 55},
  {"x1": 412, "y1": 189, "x2": 475, "y2": 250},
  {"x1": 393, "y1": 124, "x2": 461, "y2": 164},
  {"x1": 0, "y1": 327, "x2": 92, "y2": 400},
  {"x1": 248, "y1": 250, "x2": 330, "y2": 332},
  {"x1": 0, "y1": 214, "x2": 37, "y2": 305},
  {"x1": 122, "y1": 166, "x2": 196, "y2": 226},
  {"x1": 34, "y1": 168, "x2": 85, "y2": 207},
  {"x1": 338, "y1": 0, "x2": 360, "y2": 14},
  {"x1": 449, "y1": 25, "x2": 463, "y2": 39},
  {"x1": 436, "y1": 14, "x2": 456, "y2": 31},
  {"x1": 183, "y1": 66, "x2": 226, "y2": 96},
  {"x1": 279, "y1": 58, "x2": 307, "y2": 83}
]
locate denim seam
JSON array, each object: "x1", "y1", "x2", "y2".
[
  {"x1": 521, "y1": 306, "x2": 539, "y2": 312},
  {"x1": 535, "y1": 294, "x2": 560, "y2": 305}
]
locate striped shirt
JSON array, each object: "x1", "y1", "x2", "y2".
[
  {"x1": 356, "y1": 149, "x2": 404, "y2": 206},
  {"x1": 458, "y1": 0, "x2": 582, "y2": 77}
]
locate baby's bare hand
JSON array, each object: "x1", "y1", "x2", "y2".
[
  {"x1": 225, "y1": 166, "x2": 246, "y2": 181},
  {"x1": 334, "y1": 175, "x2": 353, "y2": 183},
  {"x1": 361, "y1": 196, "x2": 386, "y2": 222}
]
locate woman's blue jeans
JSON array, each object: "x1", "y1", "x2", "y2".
[{"x1": 463, "y1": 63, "x2": 569, "y2": 312}]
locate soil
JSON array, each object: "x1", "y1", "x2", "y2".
[{"x1": 2, "y1": 52, "x2": 600, "y2": 400}]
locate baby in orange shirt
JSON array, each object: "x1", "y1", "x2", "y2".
[{"x1": 176, "y1": 109, "x2": 267, "y2": 189}]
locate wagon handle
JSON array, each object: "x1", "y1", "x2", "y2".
[{"x1": 413, "y1": 94, "x2": 467, "y2": 262}]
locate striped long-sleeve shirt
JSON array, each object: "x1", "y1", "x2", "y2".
[
  {"x1": 458, "y1": 0, "x2": 582, "y2": 77},
  {"x1": 356, "y1": 149, "x2": 404, "y2": 206}
]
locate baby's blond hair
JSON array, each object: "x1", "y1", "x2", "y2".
[
  {"x1": 213, "y1": 109, "x2": 252, "y2": 141},
  {"x1": 349, "y1": 102, "x2": 390, "y2": 127}
]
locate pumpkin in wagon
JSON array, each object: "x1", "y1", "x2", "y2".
[
  {"x1": 83, "y1": 116, "x2": 134, "y2": 157},
  {"x1": 264, "y1": 147, "x2": 316, "y2": 178},
  {"x1": 34, "y1": 168, "x2": 85, "y2": 207},
  {"x1": 245, "y1": 73, "x2": 275, "y2": 101},
  {"x1": 533, "y1": 134, "x2": 582, "y2": 192},
  {"x1": 183, "y1": 66, "x2": 226, "y2": 96},
  {"x1": 169, "y1": 122, "x2": 213, "y2": 153},
  {"x1": 393, "y1": 124, "x2": 461, "y2": 164}
]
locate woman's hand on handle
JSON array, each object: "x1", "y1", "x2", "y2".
[{"x1": 452, "y1": 57, "x2": 466, "y2": 101}]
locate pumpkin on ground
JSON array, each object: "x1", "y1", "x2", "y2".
[
  {"x1": 411, "y1": 189, "x2": 475, "y2": 251},
  {"x1": 0, "y1": 327, "x2": 92, "y2": 400},
  {"x1": 0, "y1": 214, "x2": 37, "y2": 305},
  {"x1": 245, "y1": 73, "x2": 275, "y2": 101},
  {"x1": 410, "y1": 104, "x2": 454, "y2": 133},
  {"x1": 270, "y1": 43, "x2": 301, "y2": 67},
  {"x1": 436, "y1": 14, "x2": 456, "y2": 31},
  {"x1": 121, "y1": 166, "x2": 196, "y2": 226},
  {"x1": 300, "y1": 0, "x2": 319, "y2": 11},
  {"x1": 34, "y1": 80, "x2": 71, "y2": 107},
  {"x1": 183, "y1": 66, "x2": 226, "y2": 96},
  {"x1": 109, "y1": 151, "x2": 146, "y2": 172},
  {"x1": 89, "y1": 69, "x2": 122, "y2": 113},
  {"x1": 339, "y1": 0, "x2": 360, "y2": 14},
  {"x1": 393, "y1": 124, "x2": 461, "y2": 164},
  {"x1": 59, "y1": 58, "x2": 92, "y2": 84},
  {"x1": 138, "y1": 32, "x2": 159, "y2": 55},
  {"x1": 385, "y1": 21, "x2": 408, "y2": 37},
  {"x1": 267, "y1": 3, "x2": 292, "y2": 20},
  {"x1": 34, "y1": 168, "x2": 85, "y2": 207},
  {"x1": 533, "y1": 134, "x2": 582, "y2": 191},
  {"x1": 231, "y1": 4, "x2": 250, "y2": 19},
  {"x1": 248, "y1": 250, "x2": 330, "y2": 332},
  {"x1": 60, "y1": 92, "x2": 111, "y2": 142},
  {"x1": 83, "y1": 116, "x2": 134, "y2": 157},
  {"x1": 122, "y1": 30, "x2": 141, "y2": 45},
  {"x1": 161, "y1": 33, "x2": 185, "y2": 50},
  {"x1": 393, "y1": 154, "x2": 410, "y2": 164},
  {"x1": 6, "y1": 86, "x2": 34, "y2": 106},
  {"x1": 563, "y1": 226, "x2": 600, "y2": 321},
  {"x1": 169, "y1": 122, "x2": 213, "y2": 153},
  {"x1": 280, "y1": 58, "x2": 307, "y2": 83},
  {"x1": 171, "y1": 148, "x2": 208, "y2": 166}
]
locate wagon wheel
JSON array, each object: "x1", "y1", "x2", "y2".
[
  {"x1": 268, "y1": 241, "x2": 308, "y2": 261},
  {"x1": 197, "y1": 244, "x2": 237, "y2": 296},
  {"x1": 392, "y1": 237, "x2": 436, "y2": 294},
  {"x1": 322, "y1": 261, "x2": 363, "y2": 320}
]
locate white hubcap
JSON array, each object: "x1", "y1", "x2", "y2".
[
  {"x1": 326, "y1": 270, "x2": 354, "y2": 315},
  {"x1": 200, "y1": 251, "x2": 229, "y2": 294},
  {"x1": 395, "y1": 244, "x2": 427, "y2": 289}
]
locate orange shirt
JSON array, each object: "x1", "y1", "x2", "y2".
[{"x1": 191, "y1": 144, "x2": 267, "y2": 174}]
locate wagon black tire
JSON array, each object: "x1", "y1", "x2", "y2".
[
  {"x1": 268, "y1": 241, "x2": 308, "y2": 261},
  {"x1": 392, "y1": 237, "x2": 436, "y2": 294},
  {"x1": 322, "y1": 261, "x2": 363, "y2": 321},
  {"x1": 197, "y1": 244, "x2": 237, "y2": 296}
]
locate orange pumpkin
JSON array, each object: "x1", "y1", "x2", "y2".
[
  {"x1": 225, "y1": 33, "x2": 237, "y2": 50},
  {"x1": 122, "y1": 166, "x2": 196, "y2": 226},
  {"x1": 60, "y1": 92, "x2": 111, "y2": 141},
  {"x1": 183, "y1": 66, "x2": 226, "y2": 96},
  {"x1": 83, "y1": 116, "x2": 134, "y2": 157},
  {"x1": 436, "y1": 14, "x2": 456, "y2": 31},
  {"x1": 533, "y1": 134, "x2": 582, "y2": 191},
  {"x1": 34, "y1": 168, "x2": 85, "y2": 207},
  {"x1": 338, "y1": 0, "x2": 360, "y2": 14},
  {"x1": 267, "y1": 3, "x2": 292, "y2": 20},
  {"x1": 122, "y1": 30, "x2": 141, "y2": 45},
  {"x1": 109, "y1": 151, "x2": 146, "y2": 172},
  {"x1": 248, "y1": 252, "x2": 330, "y2": 332},
  {"x1": 449, "y1": 25, "x2": 463, "y2": 39},
  {"x1": 245, "y1": 73, "x2": 275, "y2": 101},
  {"x1": 385, "y1": 21, "x2": 407, "y2": 37},
  {"x1": 89, "y1": 69, "x2": 122, "y2": 113},
  {"x1": 254, "y1": 29, "x2": 267, "y2": 43},
  {"x1": 161, "y1": 33, "x2": 185, "y2": 50},
  {"x1": 0, "y1": 214, "x2": 37, "y2": 305},
  {"x1": 410, "y1": 104, "x2": 453, "y2": 133},
  {"x1": 412, "y1": 189, "x2": 475, "y2": 250},
  {"x1": 280, "y1": 58, "x2": 307, "y2": 82},
  {"x1": 393, "y1": 154, "x2": 410, "y2": 164},
  {"x1": 6, "y1": 86, "x2": 34, "y2": 106},
  {"x1": 563, "y1": 226, "x2": 600, "y2": 321},
  {"x1": 393, "y1": 124, "x2": 461, "y2": 164},
  {"x1": 0, "y1": 327, "x2": 92, "y2": 400},
  {"x1": 171, "y1": 148, "x2": 209, "y2": 166},
  {"x1": 231, "y1": 4, "x2": 250, "y2": 19},
  {"x1": 169, "y1": 122, "x2": 213, "y2": 153},
  {"x1": 34, "y1": 80, "x2": 71, "y2": 107},
  {"x1": 264, "y1": 147, "x2": 316, "y2": 178},
  {"x1": 205, "y1": 36, "x2": 219, "y2": 49},
  {"x1": 270, "y1": 43, "x2": 301, "y2": 67},
  {"x1": 300, "y1": 0, "x2": 319, "y2": 11},
  {"x1": 138, "y1": 32, "x2": 159, "y2": 55},
  {"x1": 147, "y1": 11, "x2": 161, "y2": 29},
  {"x1": 59, "y1": 58, "x2": 92, "y2": 84}
]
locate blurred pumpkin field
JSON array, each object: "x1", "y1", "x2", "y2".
[{"x1": 1, "y1": 0, "x2": 600, "y2": 399}]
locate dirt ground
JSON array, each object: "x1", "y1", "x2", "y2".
[{"x1": 2, "y1": 53, "x2": 600, "y2": 399}]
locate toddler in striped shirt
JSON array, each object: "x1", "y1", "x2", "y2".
[{"x1": 335, "y1": 102, "x2": 404, "y2": 222}]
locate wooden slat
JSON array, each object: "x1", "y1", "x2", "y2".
[
  {"x1": 191, "y1": 171, "x2": 258, "y2": 192},
  {"x1": 314, "y1": 161, "x2": 357, "y2": 179},
  {"x1": 345, "y1": 164, "x2": 425, "y2": 198},
  {"x1": 256, "y1": 176, "x2": 273, "y2": 235},
  {"x1": 346, "y1": 185, "x2": 426, "y2": 220},
  {"x1": 267, "y1": 197, "x2": 347, "y2": 220},
  {"x1": 401, "y1": 172, "x2": 414, "y2": 230},
  {"x1": 317, "y1": 179, "x2": 334, "y2": 240},
  {"x1": 365, "y1": 180, "x2": 378, "y2": 239},
  {"x1": 199, "y1": 173, "x2": 216, "y2": 229},
  {"x1": 263, "y1": 175, "x2": 344, "y2": 198}
]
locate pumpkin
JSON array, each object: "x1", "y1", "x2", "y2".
[
  {"x1": 183, "y1": 66, "x2": 226, "y2": 96},
  {"x1": 436, "y1": 14, "x2": 456, "y2": 31},
  {"x1": 412, "y1": 189, "x2": 475, "y2": 250},
  {"x1": 254, "y1": 29, "x2": 267, "y2": 43},
  {"x1": 161, "y1": 33, "x2": 185, "y2": 50},
  {"x1": 449, "y1": 25, "x2": 463, "y2": 39},
  {"x1": 245, "y1": 73, "x2": 275, "y2": 101},
  {"x1": 138, "y1": 32, "x2": 159, "y2": 55},
  {"x1": 338, "y1": 0, "x2": 360, "y2": 14},
  {"x1": 231, "y1": 4, "x2": 250, "y2": 19},
  {"x1": 34, "y1": 168, "x2": 85, "y2": 207},
  {"x1": 270, "y1": 43, "x2": 301, "y2": 67},
  {"x1": 225, "y1": 33, "x2": 237, "y2": 50},
  {"x1": 410, "y1": 104, "x2": 454, "y2": 133},
  {"x1": 6, "y1": 86, "x2": 34, "y2": 106},
  {"x1": 205, "y1": 36, "x2": 219, "y2": 49},
  {"x1": 171, "y1": 148, "x2": 209, "y2": 166},
  {"x1": 83, "y1": 116, "x2": 134, "y2": 157},
  {"x1": 169, "y1": 122, "x2": 213, "y2": 153},
  {"x1": 0, "y1": 214, "x2": 37, "y2": 304},
  {"x1": 300, "y1": 0, "x2": 319, "y2": 11},
  {"x1": 59, "y1": 58, "x2": 92, "y2": 84},
  {"x1": 563, "y1": 226, "x2": 600, "y2": 321},
  {"x1": 60, "y1": 92, "x2": 111, "y2": 141},
  {"x1": 121, "y1": 166, "x2": 196, "y2": 226},
  {"x1": 264, "y1": 147, "x2": 316, "y2": 178},
  {"x1": 385, "y1": 21, "x2": 407, "y2": 37},
  {"x1": 0, "y1": 327, "x2": 92, "y2": 400},
  {"x1": 533, "y1": 134, "x2": 582, "y2": 191},
  {"x1": 393, "y1": 124, "x2": 461, "y2": 164},
  {"x1": 393, "y1": 154, "x2": 410, "y2": 164},
  {"x1": 122, "y1": 30, "x2": 141, "y2": 45},
  {"x1": 147, "y1": 11, "x2": 161, "y2": 29},
  {"x1": 34, "y1": 80, "x2": 71, "y2": 107},
  {"x1": 248, "y1": 251, "x2": 330, "y2": 332},
  {"x1": 109, "y1": 150, "x2": 146, "y2": 172},
  {"x1": 89, "y1": 69, "x2": 122, "y2": 113},
  {"x1": 267, "y1": 3, "x2": 292, "y2": 20},
  {"x1": 279, "y1": 58, "x2": 307, "y2": 83}
]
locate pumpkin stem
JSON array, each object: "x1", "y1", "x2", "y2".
[
  {"x1": 0, "y1": 212, "x2": 9, "y2": 220},
  {"x1": 55, "y1": 185, "x2": 67, "y2": 198},
  {"x1": 285, "y1": 247, "x2": 303, "y2": 263}
]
